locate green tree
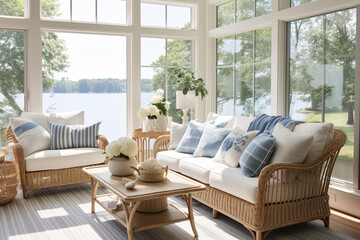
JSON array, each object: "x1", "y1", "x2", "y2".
[{"x1": 0, "y1": 0, "x2": 69, "y2": 145}]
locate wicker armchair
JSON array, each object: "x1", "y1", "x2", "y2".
[
  {"x1": 153, "y1": 129, "x2": 347, "y2": 240},
  {"x1": 5, "y1": 125, "x2": 109, "y2": 199}
]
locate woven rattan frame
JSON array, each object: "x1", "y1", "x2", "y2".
[
  {"x1": 5, "y1": 125, "x2": 109, "y2": 199},
  {"x1": 153, "y1": 129, "x2": 347, "y2": 240}
]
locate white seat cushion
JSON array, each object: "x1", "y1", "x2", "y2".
[
  {"x1": 25, "y1": 148, "x2": 105, "y2": 172},
  {"x1": 156, "y1": 150, "x2": 192, "y2": 172},
  {"x1": 179, "y1": 158, "x2": 228, "y2": 184},
  {"x1": 210, "y1": 167, "x2": 259, "y2": 204}
]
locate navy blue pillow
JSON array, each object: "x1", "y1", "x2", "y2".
[{"x1": 239, "y1": 131, "x2": 276, "y2": 177}]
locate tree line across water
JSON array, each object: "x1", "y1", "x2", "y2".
[{"x1": 44, "y1": 78, "x2": 155, "y2": 93}]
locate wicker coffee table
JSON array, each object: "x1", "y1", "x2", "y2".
[{"x1": 83, "y1": 165, "x2": 206, "y2": 240}]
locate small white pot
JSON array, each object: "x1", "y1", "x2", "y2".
[{"x1": 108, "y1": 156, "x2": 137, "y2": 176}]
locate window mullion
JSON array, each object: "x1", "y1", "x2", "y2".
[
  {"x1": 252, "y1": 30, "x2": 256, "y2": 116},
  {"x1": 322, "y1": 15, "x2": 326, "y2": 123}
]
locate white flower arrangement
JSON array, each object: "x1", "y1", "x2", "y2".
[
  {"x1": 140, "y1": 158, "x2": 163, "y2": 172},
  {"x1": 105, "y1": 137, "x2": 138, "y2": 160},
  {"x1": 137, "y1": 88, "x2": 170, "y2": 120}
]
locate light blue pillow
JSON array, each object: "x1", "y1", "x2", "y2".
[
  {"x1": 176, "y1": 120, "x2": 226, "y2": 154},
  {"x1": 193, "y1": 126, "x2": 231, "y2": 158},
  {"x1": 48, "y1": 122, "x2": 101, "y2": 149},
  {"x1": 239, "y1": 131, "x2": 276, "y2": 177}
]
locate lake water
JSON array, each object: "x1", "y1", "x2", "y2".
[{"x1": 2, "y1": 92, "x2": 155, "y2": 141}]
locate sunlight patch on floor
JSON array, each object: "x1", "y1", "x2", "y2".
[{"x1": 37, "y1": 207, "x2": 68, "y2": 219}]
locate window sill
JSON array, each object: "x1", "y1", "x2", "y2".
[{"x1": 329, "y1": 184, "x2": 360, "y2": 219}]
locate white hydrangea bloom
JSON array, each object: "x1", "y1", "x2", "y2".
[
  {"x1": 165, "y1": 101, "x2": 170, "y2": 110},
  {"x1": 105, "y1": 140, "x2": 121, "y2": 159},
  {"x1": 148, "y1": 105, "x2": 159, "y2": 115},
  {"x1": 137, "y1": 107, "x2": 149, "y2": 119},
  {"x1": 156, "y1": 89, "x2": 164, "y2": 96},
  {"x1": 151, "y1": 95, "x2": 163, "y2": 104},
  {"x1": 105, "y1": 137, "x2": 138, "y2": 159}
]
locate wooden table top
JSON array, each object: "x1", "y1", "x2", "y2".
[{"x1": 83, "y1": 165, "x2": 206, "y2": 202}]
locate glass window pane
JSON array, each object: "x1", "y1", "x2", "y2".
[
  {"x1": 97, "y1": 0, "x2": 126, "y2": 25},
  {"x1": 255, "y1": 27, "x2": 271, "y2": 62},
  {"x1": 291, "y1": 0, "x2": 315, "y2": 7},
  {"x1": 0, "y1": 30, "x2": 24, "y2": 147},
  {"x1": 325, "y1": 57, "x2": 355, "y2": 182},
  {"x1": 235, "y1": 66, "x2": 253, "y2": 116},
  {"x1": 236, "y1": 0, "x2": 254, "y2": 22},
  {"x1": 42, "y1": 32, "x2": 127, "y2": 140},
  {"x1": 166, "y1": 68, "x2": 183, "y2": 123},
  {"x1": 141, "y1": 67, "x2": 163, "y2": 107},
  {"x1": 217, "y1": 36, "x2": 235, "y2": 66},
  {"x1": 217, "y1": 68, "x2": 234, "y2": 115},
  {"x1": 235, "y1": 32, "x2": 253, "y2": 65},
  {"x1": 141, "y1": 38, "x2": 166, "y2": 66},
  {"x1": 290, "y1": 16, "x2": 323, "y2": 60},
  {"x1": 167, "y1": 39, "x2": 192, "y2": 67},
  {"x1": 254, "y1": 64, "x2": 271, "y2": 116},
  {"x1": 326, "y1": 9, "x2": 356, "y2": 57},
  {"x1": 72, "y1": 0, "x2": 96, "y2": 22},
  {"x1": 41, "y1": 0, "x2": 70, "y2": 20},
  {"x1": 141, "y1": 3, "x2": 165, "y2": 27},
  {"x1": 256, "y1": 0, "x2": 272, "y2": 17},
  {"x1": 289, "y1": 60, "x2": 324, "y2": 120},
  {"x1": 217, "y1": 0, "x2": 235, "y2": 28},
  {"x1": 0, "y1": 0, "x2": 24, "y2": 17},
  {"x1": 167, "y1": 6, "x2": 191, "y2": 29}
]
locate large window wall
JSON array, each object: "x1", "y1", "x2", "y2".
[
  {"x1": 288, "y1": 8, "x2": 356, "y2": 183},
  {"x1": 0, "y1": 0, "x2": 202, "y2": 145},
  {"x1": 141, "y1": 37, "x2": 192, "y2": 123}
]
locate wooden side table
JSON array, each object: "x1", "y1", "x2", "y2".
[{"x1": 132, "y1": 128, "x2": 170, "y2": 163}]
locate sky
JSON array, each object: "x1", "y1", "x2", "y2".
[{"x1": 51, "y1": 0, "x2": 191, "y2": 81}]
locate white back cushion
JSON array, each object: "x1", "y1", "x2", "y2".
[
  {"x1": 206, "y1": 112, "x2": 235, "y2": 128},
  {"x1": 21, "y1": 110, "x2": 84, "y2": 132},
  {"x1": 233, "y1": 116, "x2": 255, "y2": 132},
  {"x1": 270, "y1": 122, "x2": 313, "y2": 164},
  {"x1": 293, "y1": 122, "x2": 334, "y2": 163}
]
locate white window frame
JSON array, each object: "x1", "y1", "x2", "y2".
[{"x1": 0, "y1": 0, "x2": 205, "y2": 137}]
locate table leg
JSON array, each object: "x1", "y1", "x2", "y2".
[
  {"x1": 90, "y1": 178, "x2": 99, "y2": 213},
  {"x1": 184, "y1": 194, "x2": 198, "y2": 237},
  {"x1": 126, "y1": 201, "x2": 142, "y2": 240}
]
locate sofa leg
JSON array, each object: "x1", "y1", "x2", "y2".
[
  {"x1": 256, "y1": 231, "x2": 263, "y2": 240},
  {"x1": 322, "y1": 216, "x2": 330, "y2": 228},
  {"x1": 23, "y1": 190, "x2": 29, "y2": 199},
  {"x1": 212, "y1": 209, "x2": 218, "y2": 219}
]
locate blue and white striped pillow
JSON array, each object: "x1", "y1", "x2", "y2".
[
  {"x1": 48, "y1": 122, "x2": 101, "y2": 149},
  {"x1": 239, "y1": 131, "x2": 276, "y2": 177},
  {"x1": 71, "y1": 122, "x2": 101, "y2": 148},
  {"x1": 48, "y1": 122, "x2": 73, "y2": 149}
]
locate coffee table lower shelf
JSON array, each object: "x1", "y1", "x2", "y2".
[{"x1": 96, "y1": 194, "x2": 190, "y2": 233}]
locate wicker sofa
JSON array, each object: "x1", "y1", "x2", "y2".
[
  {"x1": 153, "y1": 115, "x2": 347, "y2": 240},
  {"x1": 5, "y1": 111, "x2": 108, "y2": 199}
]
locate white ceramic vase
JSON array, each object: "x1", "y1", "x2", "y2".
[{"x1": 108, "y1": 156, "x2": 137, "y2": 176}]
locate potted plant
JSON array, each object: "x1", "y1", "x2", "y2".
[
  {"x1": 170, "y1": 66, "x2": 208, "y2": 100},
  {"x1": 137, "y1": 89, "x2": 170, "y2": 132},
  {"x1": 105, "y1": 137, "x2": 138, "y2": 176},
  {"x1": 169, "y1": 66, "x2": 208, "y2": 123}
]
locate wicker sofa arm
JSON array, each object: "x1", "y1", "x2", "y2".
[
  {"x1": 153, "y1": 135, "x2": 170, "y2": 158},
  {"x1": 97, "y1": 134, "x2": 108, "y2": 150}
]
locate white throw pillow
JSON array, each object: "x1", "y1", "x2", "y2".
[
  {"x1": 293, "y1": 122, "x2": 334, "y2": 163},
  {"x1": 213, "y1": 128, "x2": 259, "y2": 167},
  {"x1": 9, "y1": 118, "x2": 51, "y2": 157},
  {"x1": 168, "y1": 122, "x2": 188, "y2": 150},
  {"x1": 206, "y1": 112, "x2": 235, "y2": 128},
  {"x1": 21, "y1": 110, "x2": 84, "y2": 132},
  {"x1": 233, "y1": 116, "x2": 255, "y2": 132},
  {"x1": 270, "y1": 122, "x2": 313, "y2": 164}
]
